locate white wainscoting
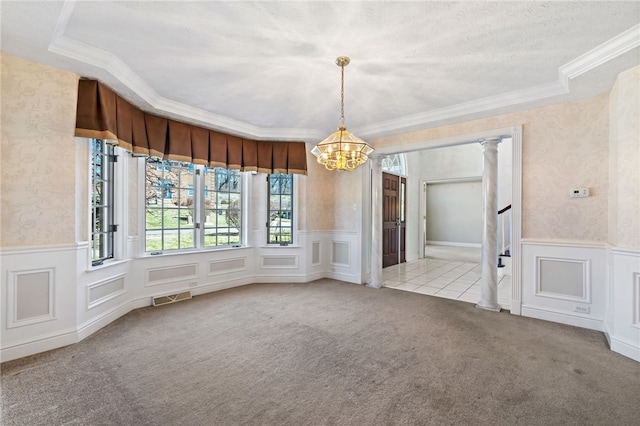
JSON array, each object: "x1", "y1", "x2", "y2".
[
  {"x1": 0, "y1": 244, "x2": 80, "y2": 362},
  {"x1": 521, "y1": 240, "x2": 607, "y2": 331},
  {"x1": 606, "y1": 247, "x2": 640, "y2": 362}
]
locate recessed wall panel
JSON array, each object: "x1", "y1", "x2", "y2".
[
  {"x1": 209, "y1": 258, "x2": 246, "y2": 275},
  {"x1": 261, "y1": 256, "x2": 298, "y2": 269},
  {"x1": 7, "y1": 268, "x2": 56, "y2": 328},
  {"x1": 88, "y1": 275, "x2": 126, "y2": 308},
  {"x1": 634, "y1": 273, "x2": 640, "y2": 328},
  {"x1": 147, "y1": 264, "x2": 198, "y2": 286},
  {"x1": 536, "y1": 257, "x2": 589, "y2": 302},
  {"x1": 332, "y1": 242, "x2": 350, "y2": 266},
  {"x1": 312, "y1": 241, "x2": 321, "y2": 265},
  {"x1": 16, "y1": 271, "x2": 51, "y2": 321}
]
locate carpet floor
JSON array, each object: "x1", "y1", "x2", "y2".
[{"x1": 1, "y1": 279, "x2": 639, "y2": 426}]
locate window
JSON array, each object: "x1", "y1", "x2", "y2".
[
  {"x1": 382, "y1": 153, "x2": 407, "y2": 176},
  {"x1": 144, "y1": 159, "x2": 242, "y2": 252},
  {"x1": 90, "y1": 139, "x2": 116, "y2": 265},
  {"x1": 202, "y1": 167, "x2": 242, "y2": 247},
  {"x1": 267, "y1": 174, "x2": 293, "y2": 244},
  {"x1": 145, "y1": 159, "x2": 195, "y2": 252}
]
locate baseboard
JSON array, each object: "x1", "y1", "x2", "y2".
[
  {"x1": 426, "y1": 241, "x2": 482, "y2": 248},
  {"x1": 604, "y1": 322, "x2": 640, "y2": 362},
  {"x1": 521, "y1": 304, "x2": 604, "y2": 332},
  {"x1": 325, "y1": 271, "x2": 361, "y2": 284},
  {"x1": 510, "y1": 299, "x2": 522, "y2": 315},
  {"x1": 76, "y1": 299, "x2": 141, "y2": 342},
  {"x1": 609, "y1": 335, "x2": 640, "y2": 362},
  {"x1": 0, "y1": 327, "x2": 78, "y2": 363}
]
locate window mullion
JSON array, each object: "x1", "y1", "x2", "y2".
[{"x1": 195, "y1": 167, "x2": 204, "y2": 248}]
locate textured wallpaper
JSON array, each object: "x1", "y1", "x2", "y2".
[
  {"x1": 304, "y1": 151, "x2": 340, "y2": 231},
  {"x1": 1, "y1": 53, "x2": 79, "y2": 246},
  {"x1": 372, "y1": 94, "x2": 611, "y2": 242},
  {"x1": 609, "y1": 65, "x2": 640, "y2": 249}
]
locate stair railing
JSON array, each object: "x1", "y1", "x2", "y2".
[{"x1": 498, "y1": 204, "x2": 512, "y2": 258}]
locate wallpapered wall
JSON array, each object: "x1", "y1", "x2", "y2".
[
  {"x1": 2, "y1": 52, "x2": 634, "y2": 243},
  {"x1": 1, "y1": 52, "x2": 80, "y2": 246},
  {"x1": 372, "y1": 95, "x2": 611, "y2": 242},
  {"x1": 609, "y1": 65, "x2": 640, "y2": 249}
]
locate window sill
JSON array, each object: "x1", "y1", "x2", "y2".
[
  {"x1": 137, "y1": 245, "x2": 251, "y2": 259},
  {"x1": 259, "y1": 244, "x2": 300, "y2": 249},
  {"x1": 88, "y1": 258, "x2": 131, "y2": 272}
]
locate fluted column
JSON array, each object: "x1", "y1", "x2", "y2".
[
  {"x1": 367, "y1": 156, "x2": 384, "y2": 288},
  {"x1": 477, "y1": 138, "x2": 502, "y2": 311}
]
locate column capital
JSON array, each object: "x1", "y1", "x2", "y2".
[{"x1": 478, "y1": 137, "x2": 503, "y2": 146}]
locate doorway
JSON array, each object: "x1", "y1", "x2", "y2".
[
  {"x1": 424, "y1": 178, "x2": 483, "y2": 254},
  {"x1": 382, "y1": 172, "x2": 406, "y2": 268}
]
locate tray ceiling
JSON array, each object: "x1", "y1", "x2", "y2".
[{"x1": 2, "y1": 1, "x2": 638, "y2": 141}]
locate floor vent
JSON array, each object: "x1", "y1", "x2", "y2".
[{"x1": 152, "y1": 291, "x2": 192, "y2": 307}]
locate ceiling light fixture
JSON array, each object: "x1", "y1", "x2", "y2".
[{"x1": 311, "y1": 56, "x2": 374, "y2": 172}]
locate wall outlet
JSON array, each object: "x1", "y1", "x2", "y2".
[
  {"x1": 573, "y1": 304, "x2": 590, "y2": 314},
  {"x1": 188, "y1": 281, "x2": 198, "y2": 287}
]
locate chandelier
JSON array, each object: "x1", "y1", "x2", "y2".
[{"x1": 311, "y1": 56, "x2": 374, "y2": 172}]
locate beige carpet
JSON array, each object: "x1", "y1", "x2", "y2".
[{"x1": 2, "y1": 279, "x2": 639, "y2": 425}]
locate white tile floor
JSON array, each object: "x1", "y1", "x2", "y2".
[{"x1": 383, "y1": 257, "x2": 512, "y2": 310}]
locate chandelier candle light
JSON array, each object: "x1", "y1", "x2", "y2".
[{"x1": 311, "y1": 56, "x2": 374, "y2": 172}]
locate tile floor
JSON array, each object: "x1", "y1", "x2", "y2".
[{"x1": 383, "y1": 257, "x2": 512, "y2": 310}]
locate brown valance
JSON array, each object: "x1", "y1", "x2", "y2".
[{"x1": 75, "y1": 79, "x2": 308, "y2": 175}]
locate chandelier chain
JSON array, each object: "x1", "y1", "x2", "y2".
[{"x1": 340, "y1": 62, "x2": 345, "y2": 128}]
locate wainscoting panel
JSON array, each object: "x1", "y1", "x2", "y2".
[
  {"x1": 325, "y1": 232, "x2": 362, "y2": 284},
  {"x1": 522, "y1": 240, "x2": 606, "y2": 331},
  {"x1": 7, "y1": 268, "x2": 55, "y2": 328},
  {"x1": 87, "y1": 274, "x2": 126, "y2": 309},
  {"x1": 312, "y1": 241, "x2": 321, "y2": 266},
  {"x1": 634, "y1": 273, "x2": 640, "y2": 328},
  {"x1": 209, "y1": 257, "x2": 246, "y2": 275},
  {"x1": 1, "y1": 244, "x2": 79, "y2": 363},
  {"x1": 331, "y1": 241, "x2": 350, "y2": 267},
  {"x1": 536, "y1": 257, "x2": 590, "y2": 302},
  {"x1": 261, "y1": 255, "x2": 298, "y2": 269},
  {"x1": 608, "y1": 248, "x2": 640, "y2": 361},
  {"x1": 146, "y1": 264, "x2": 198, "y2": 286}
]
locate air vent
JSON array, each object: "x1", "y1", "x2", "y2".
[{"x1": 152, "y1": 291, "x2": 192, "y2": 307}]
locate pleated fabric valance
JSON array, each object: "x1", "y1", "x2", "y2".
[{"x1": 75, "y1": 79, "x2": 308, "y2": 175}]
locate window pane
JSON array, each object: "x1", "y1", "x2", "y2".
[
  {"x1": 267, "y1": 174, "x2": 293, "y2": 244},
  {"x1": 179, "y1": 229, "x2": 195, "y2": 249},
  {"x1": 90, "y1": 139, "x2": 115, "y2": 262},
  {"x1": 145, "y1": 162, "x2": 241, "y2": 251},
  {"x1": 145, "y1": 159, "x2": 196, "y2": 252}
]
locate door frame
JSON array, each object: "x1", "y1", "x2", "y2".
[
  {"x1": 420, "y1": 176, "x2": 483, "y2": 258},
  {"x1": 364, "y1": 125, "x2": 523, "y2": 315}
]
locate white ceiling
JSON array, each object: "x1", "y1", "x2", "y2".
[{"x1": 2, "y1": 1, "x2": 639, "y2": 142}]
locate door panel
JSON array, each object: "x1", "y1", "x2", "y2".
[{"x1": 383, "y1": 172, "x2": 406, "y2": 268}]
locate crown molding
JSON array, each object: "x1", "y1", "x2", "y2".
[
  {"x1": 48, "y1": 1, "x2": 639, "y2": 141},
  {"x1": 353, "y1": 81, "x2": 567, "y2": 138},
  {"x1": 559, "y1": 23, "x2": 640, "y2": 87}
]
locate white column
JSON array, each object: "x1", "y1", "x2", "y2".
[
  {"x1": 367, "y1": 156, "x2": 384, "y2": 288},
  {"x1": 477, "y1": 138, "x2": 502, "y2": 311}
]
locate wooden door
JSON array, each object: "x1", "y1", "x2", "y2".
[{"x1": 383, "y1": 173, "x2": 406, "y2": 268}]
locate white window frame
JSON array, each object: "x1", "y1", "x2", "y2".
[
  {"x1": 141, "y1": 158, "x2": 245, "y2": 255},
  {"x1": 88, "y1": 139, "x2": 127, "y2": 269},
  {"x1": 266, "y1": 173, "x2": 296, "y2": 246}
]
